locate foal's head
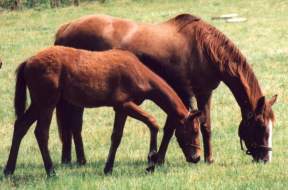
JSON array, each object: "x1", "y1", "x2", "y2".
[
  {"x1": 239, "y1": 95, "x2": 277, "y2": 163},
  {"x1": 0, "y1": 59, "x2": 2, "y2": 69},
  {"x1": 175, "y1": 110, "x2": 202, "y2": 163}
]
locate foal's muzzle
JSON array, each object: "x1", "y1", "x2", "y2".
[{"x1": 179, "y1": 142, "x2": 201, "y2": 163}]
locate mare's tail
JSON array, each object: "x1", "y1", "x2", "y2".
[{"x1": 14, "y1": 61, "x2": 27, "y2": 119}]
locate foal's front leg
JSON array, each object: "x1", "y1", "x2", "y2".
[
  {"x1": 104, "y1": 111, "x2": 127, "y2": 174},
  {"x1": 104, "y1": 101, "x2": 159, "y2": 174},
  {"x1": 152, "y1": 116, "x2": 175, "y2": 164}
]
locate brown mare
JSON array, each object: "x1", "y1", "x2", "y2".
[
  {"x1": 54, "y1": 13, "x2": 277, "y2": 164},
  {"x1": 4, "y1": 46, "x2": 202, "y2": 176}
]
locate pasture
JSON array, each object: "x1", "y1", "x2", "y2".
[{"x1": 0, "y1": 0, "x2": 287, "y2": 189}]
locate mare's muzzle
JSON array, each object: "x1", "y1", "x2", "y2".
[{"x1": 240, "y1": 139, "x2": 272, "y2": 162}]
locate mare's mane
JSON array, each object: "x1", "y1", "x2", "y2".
[{"x1": 173, "y1": 13, "x2": 262, "y2": 111}]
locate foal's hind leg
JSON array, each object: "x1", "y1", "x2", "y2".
[
  {"x1": 104, "y1": 101, "x2": 159, "y2": 174},
  {"x1": 4, "y1": 106, "x2": 37, "y2": 176},
  {"x1": 34, "y1": 109, "x2": 55, "y2": 176}
]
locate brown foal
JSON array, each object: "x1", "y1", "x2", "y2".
[{"x1": 4, "y1": 46, "x2": 201, "y2": 176}]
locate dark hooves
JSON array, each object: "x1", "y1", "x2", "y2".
[
  {"x1": 205, "y1": 158, "x2": 214, "y2": 164},
  {"x1": 104, "y1": 166, "x2": 113, "y2": 175},
  {"x1": 146, "y1": 150, "x2": 158, "y2": 173},
  {"x1": 3, "y1": 168, "x2": 14, "y2": 177},
  {"x1": 146, "y1": 165, "x2": 155, "y2": 173},
  {"x1": 47, "y1": 169, "x2": 57, "y2": 178},
  {"x1": 77, "y1": 159, "x2": 87, "y2": 166},
  {"x1": 61, "y1": 159, "x2": 72, "y2": 165}
]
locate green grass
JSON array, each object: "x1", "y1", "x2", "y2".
[{"x1": 0, "y1": 0, "x2": 287, "y2": 189}]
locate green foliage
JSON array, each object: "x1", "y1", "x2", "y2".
[
  {"x1": 0, "y1": 0, "x2": 105, "y2": 9},
  {"x1": 0, "y1": 0, "x2": 287, "y2": 189}
]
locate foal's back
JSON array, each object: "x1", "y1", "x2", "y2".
[{"x1": 25, "y1": 46, "x2": 152, "y2": 108}]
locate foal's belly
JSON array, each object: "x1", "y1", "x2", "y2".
[{"x1": 61, "y1": 78, "x2": 129, "y2": 108}]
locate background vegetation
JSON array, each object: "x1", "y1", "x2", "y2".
[{"x1": 0, "y1": 0, "x2": 287, "y2": 189}]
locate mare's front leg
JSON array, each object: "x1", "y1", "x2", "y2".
[
  {"x1": 4, "y1": 106, "x2": 37, "y2": 176},
  {"x1": 104, "y1": 101, "x2": 159, "y2": 174},
  {"x1": 196, "y1": 92, "x2": 213, "y2": 163},
  {"x1": 34, "y1": 109, "x2": 56, "y2": 176},
  {"x1": 56, "y1": 99, "x2": 86, "y2": 165}
]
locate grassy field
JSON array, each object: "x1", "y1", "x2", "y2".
[{"x1": 0, "y1": 0, "x2": 287, "y2": 189}]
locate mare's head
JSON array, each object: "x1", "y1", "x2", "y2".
[
  {"x1": 239, "y1": 95, "x2": 277, "y2": 163},
  {"x1": 175, "y1": 110, "x2": 202, "y2": 163},
  {"x1": 0, "y1": 59, "x2": 2, "y2": 69}
]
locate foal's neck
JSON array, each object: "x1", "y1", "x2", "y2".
[
  {"x1": 147, "y1": 76, "x2": 189, "y2": 121},
  {"x1": 220, "y1": 61, "x2": 263, "y2": 118}
]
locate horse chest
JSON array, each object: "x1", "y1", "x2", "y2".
[{"x1": 189, "y1": 68, "x2": 220, "y2": 92}]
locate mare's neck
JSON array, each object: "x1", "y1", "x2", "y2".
[{"x1": 220, "y1": 62, "x2": 263, "y2": 118}]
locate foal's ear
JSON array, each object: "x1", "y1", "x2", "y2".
[
  {"x1": 269, "y1": 94, "x2": 277, "y2": 106},
  {"x1": 188, "y1": 110, "x2": 202, "y2": 120},
  {"x1": 255, "y1": 96, "x2": 266, "y2": 115}
]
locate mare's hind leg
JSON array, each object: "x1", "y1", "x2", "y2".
[
  {"x1": 56, "y1": 99, "x2": 86, "y2": 165},
  {"x1": 34, "y1": 109, "x2": 55, "y2": 176},
  {"x1": 104, "y1": 101, "x2": 159, "y2": 174},
  {"x1": 4, "y1": 106, "x2": 37, "y2": 176}
]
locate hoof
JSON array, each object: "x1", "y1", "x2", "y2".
[
  {"x1": 3, "y1": 168, "x2": 14, "y2": 177},
  {"x1": 61, "y1": 159, "x2": 71, "y2": 165},
  {"x1": 47, "y1": 169, "x2": 57, "y2": 178},
  {"x1": 104, "y1": 166, "x2": 113, "y2": 175},
  {"x1": 77, "y1": 159, "x2": 87, "y2": 166},
  {"x1": 205, "y1": 157, "x2": 214, "y2": 164},
  {"x1": 146, "y1": 165, "x2": 155, "y2": 173}
]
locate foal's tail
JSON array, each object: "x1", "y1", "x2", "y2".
[{"x1": 14, "y1": 61, "x2": 27, "y2": 119}]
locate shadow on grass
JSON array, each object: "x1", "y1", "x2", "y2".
[
  {"x1": 0, "y1": 160, "x2": 168, "y2": 183},
  {"x1": 0, "y1": 158, "x2": 186, "y2": 181},
  {"x1": 0, "y1": 157, "x2": 254, "y2": 183}
]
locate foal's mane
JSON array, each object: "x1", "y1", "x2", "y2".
[{"x1": 172, "y1": 14, "x2": 263, "y2": 110}]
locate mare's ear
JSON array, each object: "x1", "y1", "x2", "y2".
[
  {"x1": 255, "y1": 96, "x2": 265, "y2": 115},
  {"x1": 269, "y1": 94, "x2": 277, "y2": 106},
  {"x1": 188, "y1": 110, "x2": 202, "y2": 120}
]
